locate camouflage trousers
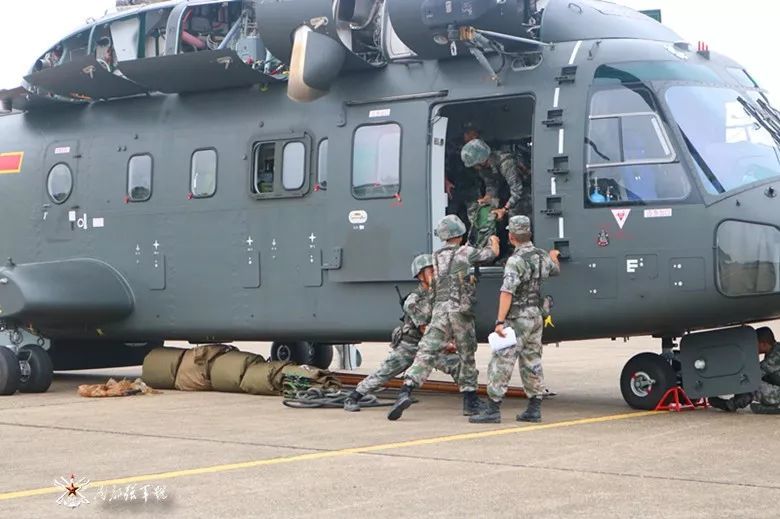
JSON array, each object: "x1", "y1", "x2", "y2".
[
  {"x1": 487, "y1": 309, "x2": 544, "y2": 401},
  {"x1": 356, "y1": 340, "x2": 460, "y2": 395},
  {"x1": 467, "y1": 201, "x2": 498, "y2": 249},
  {"x1": 404, "y1": 311, "x2": 479, "y2": 392},
  {"x1": 756, "y1": 381, "x2": 780, "y2": 406}
]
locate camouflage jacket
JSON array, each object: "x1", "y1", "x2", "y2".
[
  {"x1": 484, "y1": 151, "x2": 524, "y2": 211},
  {"x1": 501, "y1": 242, "x2": 560, "y2": 318},
  {"x1": 401, "y1": 285, "x2": 433, "y2": 343},
  {"x1": 432, "y1": 243, "x2": 497, "y2": 313},
  {"x1": 761, "y1": 342, "x2": 780, "y2": 377}
]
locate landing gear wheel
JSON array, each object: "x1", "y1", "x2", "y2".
[
  {"x1": 271, "y1": 341, "x2": 314, "y2": 365},
  {"x1": 271, "y1": 342, "x2": 334, "y2": 369},
  {"x1": 311, "y1": 344, "x2": 333, "y2": 370},
  {"x1": 18, "y1": 345, "x2": 53, "y2": 393},
  {"x1": 0, "y1": 347, "x2": 21, "y2": 395},
  {"x1": 620, "y1": 352, "x2": 676, "y2": 410}
]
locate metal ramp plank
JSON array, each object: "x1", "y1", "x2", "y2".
[
  {"x1": 118, "y1": 49, "x2": 277, "y2": 94},
  {"x1": 24, "y1": 56, "x2": 148, "y2": 100}
]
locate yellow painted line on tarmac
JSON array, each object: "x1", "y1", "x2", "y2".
[{"x1": 0, "y1": 410, "x2": 658, "y2": 502}]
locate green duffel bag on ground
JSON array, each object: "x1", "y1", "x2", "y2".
[
  {"x1": 175, "y1": 344, "x2": 236, "y2": 391},
  {"x1": 210, "y1": 351, "x2": 265, "y2": 393},
  {"x1": 142, "y1": 347, "x2": 187, "y2": 390},
  {"x1": 280, "y1": 364, "x2": 342, "y2": 393},
  {"x1": 240, "y1": 361, "x2": 291, "y2": 395}
]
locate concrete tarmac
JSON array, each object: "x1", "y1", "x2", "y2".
[{"x1": 0, "y1": 334, "x2": 778, "y2": 518}]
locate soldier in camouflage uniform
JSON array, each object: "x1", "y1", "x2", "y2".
[
  {"x1": 344, "y1": 255, "x2": 460, "y2": 412},
  {"x1": 753, "y1": 327, "x2": 780, "y2": 413},
  {"x1": 709, "y1": 327, "x2": 780, "y2": 414},
  {"x1": 470, "y1": 216, "x2": 561, "y2": 424},
  {"x1": 461, "y1": 138, "x2": 530, "y2": 223},
  {"x1": 387, "y1": 215, "x2": 499, "y2": 421}
]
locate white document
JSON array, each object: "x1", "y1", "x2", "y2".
[{"x1": 488, "y1": 327, "x2": 517, "y2": 353}]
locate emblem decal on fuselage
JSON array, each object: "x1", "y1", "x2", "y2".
[{"x1": 0, "y1": 152, "x2": 24, "y2": 174}]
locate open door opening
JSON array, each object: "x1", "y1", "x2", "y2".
[{"x1": 433, "y1": 96, "x2": 535, "y2": 262}]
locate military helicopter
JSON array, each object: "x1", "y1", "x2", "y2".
[{"x1": 0, "y1": 0, "x2": 776, "y2": 409}]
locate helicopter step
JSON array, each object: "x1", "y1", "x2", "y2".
[{"x1": 620, "y1": 327, "x2": 762, "y2": 410}]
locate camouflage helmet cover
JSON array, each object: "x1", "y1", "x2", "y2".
[
  {"x1": 434, "y1": 215, "x2": 467, "y2": 240},
  {"x1": 461, "y1": 138, "x2": 491, "y2": 168},
  {"x1": 507, "y1": 215, "x2": 531, "y2": 235},
  {"x1": 411, "y1": 254, "x2": 434, "y2": 278}
]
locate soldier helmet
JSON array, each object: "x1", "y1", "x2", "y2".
[
  {"x1": 507, "y1": 215, "x2": 531, "y2": 235},
  {"x1": 411, "y1": 254, "x2": 434, "y2": 279},
  {"x1": 461, "y1": 139, "x2": 491, "y2": 168},
  {"x1": 434, "y1": 215, "x2": 467, "y2": 240}
]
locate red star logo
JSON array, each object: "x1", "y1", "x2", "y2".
[
  {"x1": 65, "y1": 474, "x2": 79, "y2": 496},
  {"x1": 65, "y1": 482, "x2": 79, "y2": 497}
]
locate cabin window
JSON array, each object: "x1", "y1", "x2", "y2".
[
  {"x1": 352, "y1": 123, "x2": 401, "y2": 199},
  {"x1": 585, "y1": 87, "x2": 690, "y2": 205},
  {"x1": 317, "y1": 139, "x2": 329, "y2": 190},
  {"x1": 47, "y1": 163, "x2": 73, "y2": 204},
  {"x1": 717, "y1": 220, "x2": 780, "y2": 296},
  {"x1": 251, "y1": 137, "x2": 310, "y2": 198},
  {"x1": 252, "y1": 143, "x2": 276, "y2": 194},
  {"x1": 127, "y1": 154, "x2": 152, "y2": 202},
  {"x1": 191, "y1": 149, "x2": 217, "y2": 198},
  {"x1": 282, "y1": 142, "x2": 305, "y2": 190}
]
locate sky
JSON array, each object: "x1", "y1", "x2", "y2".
[{"x1": 0, "y1": 0, "x2": 778, "y2": 97}]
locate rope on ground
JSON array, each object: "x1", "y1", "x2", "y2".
[{"x1": 282, "y1": 387, "x2": 394, "y2": 409}]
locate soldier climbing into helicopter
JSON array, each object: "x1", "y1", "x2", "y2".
[{"x1": 461, "y1": 138, "x2": 530, "y2": 222}]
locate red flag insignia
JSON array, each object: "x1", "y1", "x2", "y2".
[{"x1": 0, "y1": 152, "x2": 24, "y2": 174}]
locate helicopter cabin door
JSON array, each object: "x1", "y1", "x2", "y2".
[{"x1": 327, "y1": 100, "x2": 430, "y2": 282}]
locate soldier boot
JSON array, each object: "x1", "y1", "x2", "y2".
[
  {"x1": 517, "y1": 396, "x2": 542, "y2": 423},
  {"x1": 750, "y1": 402, "x2": 780, "y2": 415},
  {"x1": 468, "y1": 399, "x2": 501, "y2": 424},
  {"x1": 343, "y1": 390, "x2": 363, "y2": 412},
  {"x1": 462, "y1": 390, "x2": 486, "y2": 416},
  {"x1": 732, "y1": 392, "x2": 753, "y2": 409},
  {"x1": 708, "y1": 396, "x2": 735, "y2": 412},
  {"x1": 387, "y1": 385, "x2": 414, "y2": 421}
]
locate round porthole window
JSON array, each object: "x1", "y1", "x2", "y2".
[{"x1": 47, "y1": 163, "x2": 73, "y2": 204}]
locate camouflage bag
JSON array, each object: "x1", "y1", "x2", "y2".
[{"x1": 468, "y1": 203, "x2": 498, "y2": 248}]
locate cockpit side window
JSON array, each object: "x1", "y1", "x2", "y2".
[{"x1": 585, "y1": 87, "x2": 691, "y2": 206}]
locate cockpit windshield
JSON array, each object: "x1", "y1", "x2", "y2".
[{"x1": 665, "y1": 86, "x2": 780, "y2": 195}]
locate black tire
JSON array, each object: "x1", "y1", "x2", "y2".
[
  {"x1": 620, "y1": 352, "x2": 676, "y2": 410},
  {"x1": 270, "y1": 341, "x2": 314, "y2": 365},
  {"x1": 18, "y1": 345, "x2": 53, "y2": 394},
  {"x1": 0, "y1": 347, "x2": 21, "y2": 396},
  {"x1": 310, "y1": 344, "x2": 334, "y2": 370}
]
